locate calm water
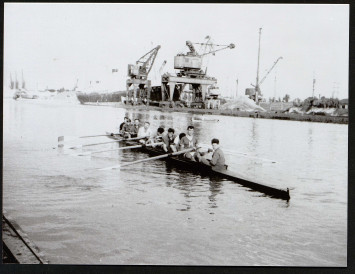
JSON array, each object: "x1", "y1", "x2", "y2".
[{"x1": 3, "y1": 98, "x2": 347, "y2": 266}]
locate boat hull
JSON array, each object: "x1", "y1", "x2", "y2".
[{"x1": 107, "y1": 133, "x2": 290, "y2": 200}]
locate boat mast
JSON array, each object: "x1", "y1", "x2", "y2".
[
  {"x1": 312, "y1": 72, "x2": 316, "y2": 98},
  {"x1": 255, "y1": 27, "x2": 262, "y2": 104},
  {"x1": 15, "y1": 72, "x2": 19, "y2": 90},
  {"x1": 10, "y1": 73, "x2": 14, "y2": 89},
  {"x1": 22, "y1": 70, "x2": 26, "y2": 89}
]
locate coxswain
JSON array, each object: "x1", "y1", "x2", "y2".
[
  {"x1": 179, "y1": 125, "x2": 199, "y2": 161},
  {"x1": 138, "y1": 121, "x2": 153, "y2": 144},
  {"x1": 196, "y1": 138, "x2": 226, "y2": 170},
  {"x1": 162, "y1": 128, "x2": 177, "y2": 152}
]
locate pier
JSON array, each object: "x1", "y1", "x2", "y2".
[{"x1": 2, "y1": 213, "x2": 48, "y2": 264}]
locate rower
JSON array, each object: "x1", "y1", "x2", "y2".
[
  {"x1": 196, "y1": 138, "x2": 226, "y2": 170},
  {"x1": 162, "y1": 128, "x2": 177, "y2": 152},
  {"x1": 121, "y1": 118, "x2": 134, "y2": 138},
  {"x1": 130, "y1": 118, "x2": 140, "y2": 138},
  {"x1": 138, "y1": 121, "x2": 153, "y2": 144},
  {"x1": 174, "y1": 132, "x2": 186, "y2": 151},
  {"x1": 119, "y1": 117, "x2": 129, "y2": 132},
  {"x1": 179, "y1": 125, "x2": 199, "y2": 161},
  {"x1": 150, "y1": 127, "x2": 165, "y2": 147}
]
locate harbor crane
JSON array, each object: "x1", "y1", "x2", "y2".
[
  {"x1": 160, "y1": 39, "x2": 235, "y2": 108},
  {"x1": 175, "y1": 40, "x2": 235, "y2": 78},
  {"x1": 126, "y1": 45, "x2": 161, "y2": 105},
  {"x1": 247, "y1": 56, "x2": 283, "y2": 102},
  {"x1": 246, "y1": 28, "x2": 283, "y2": 103},
  {"x1": 159, "y1": 60, "x2": 167, "y2": 74}
]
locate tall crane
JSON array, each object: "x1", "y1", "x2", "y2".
[
  {"x1": 247, "y1": 56, "x2": 283, "y2": 102},
  {"x1": 159, "y1": 60, "x2": 167, "y2": 74},
  {"x1": 258, "y1": 57, "x2": 283, "y2": 86},
  {"x1": 128, "y1": 45, "x2": 161, "y2": 80},
  {"x1": 160, "y1": 39, "x2": 235, "y2": 109},
  {"x1": 246, "y1": 28, "x2": 283, "y2": 103},
  {"x1": 126, "y1": 45, "x2": 161, "y2": 105},
  {"x1": 175, "y1": 40, "x2": 235, "y2": 78}
]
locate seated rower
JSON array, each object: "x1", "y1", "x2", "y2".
[
  {"x1": 196, "y1": 138, "x2": 226, "y2": 170},
  {"x1": 179, "y1": 125, "x2": 199, "y2": 161},
  {"x1": 162, "y1": 128, "x2": 177, "y2": 153},
  {"x1": 149, "y1": 127, "x2": 165, "y2": 147},
  {"x1": 120, "y1": 118, "x2": 133, "y2": 138},
  {"x1": 129, "y1": 118, "x2": 140, "y2": 138},
  {"x1": 174, "y1": 132, "x2": 186, "y2": 151},
  {"x1": 111, "y1": 117, "x2": 129, "y2": 136},
  {"x1": 138, "y1": 121, "x2": 153, "y2": 144},
  {"x1": 119, "y1": 117, "x2": 129, "y2": 132}
]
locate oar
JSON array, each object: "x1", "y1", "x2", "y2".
[
  {"x1": 68, "y1": 135, "x2": 137, "y2": 149},
  {"x1": 58, "y1": 133, "x2": 120, "y2": 143},
  {"x1": 73, "y1": 142, "x2": 163, "y2": 156},
  {"x1": 63, "y1": 136, "x2": 147, "y2": 149},
  {"x1": 223, "y1": 150, "x2": 277, "y2": 163},
  {"x1": 69, "y1": 140, "x2": 123, "y2": 149},
  {"x1": 99, "y1": 147, "x2": 196, "y2": 170},
  {"x1": 199, "y1": 143, "x2": 277, "y2": 164}
]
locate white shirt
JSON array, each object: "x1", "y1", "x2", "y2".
[
  {"x1": 138, "y1": 126, "x2": 153, "y2": 138},
  {"x1": 173, "y1": 136, "x2": 180, "y2": 145}
]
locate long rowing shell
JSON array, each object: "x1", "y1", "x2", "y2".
[{"x1": 105, "y1": 133, "x2": 290, "y2": 200}]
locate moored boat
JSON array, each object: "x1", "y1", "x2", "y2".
[
  {"x1": 191, "y1": 116, "x2": 219, "y2": 122},
  {"x1": 106, "y1": 133, "x2": 290, "y2": 200}
]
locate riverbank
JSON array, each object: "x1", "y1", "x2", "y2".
[
  {"x1": 2, "y1": 213, "x2": 48, "y2": 264},
  {"x1": 81, "y1": 102, "x2": 348, "y2": 124}
]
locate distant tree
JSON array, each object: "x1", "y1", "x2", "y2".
[
  {"x1": 293, "y1": 98, "x2": 301, "y2": 107},
  {"x1": 301, "y1": 97, "x2": 315, "y2": 112},
  {"x1": 283, "y1": 94, "x2": 290, "y2": 102},
  {"x1": 312, "y1": 98, "x2": 320, "y2": 107}
]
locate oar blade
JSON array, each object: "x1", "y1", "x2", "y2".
[
  {"x1": 58, "y1": 135, "x2": 79, "y2": 143},
  {"x1": 99, "y1": 165, "x2": 121, "y2": 171},
  {"x1": 69, "y1": 144, "x2": 83, "y2": 150}
]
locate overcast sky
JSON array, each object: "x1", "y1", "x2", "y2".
[{"x1": 4, "y1": 3, "x2": 349, "y2": 100}]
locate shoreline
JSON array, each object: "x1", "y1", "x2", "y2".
[
  {"x1": 80, "y1": 102, "x2": 348, "y2": 125},
  {"x1": 2, "y1": 213, "x2": 49, "y2": 264}
]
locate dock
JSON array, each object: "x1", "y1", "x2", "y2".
[{"x1": 2, "y1": 213, "x2": 48, "y2": 264}]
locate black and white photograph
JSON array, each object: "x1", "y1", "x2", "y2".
[{"x1": 3, "y1": 3, "x2": 349, "y2": 267}]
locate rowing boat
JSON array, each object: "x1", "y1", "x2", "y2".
[
  {"x1": 106, "y1": 133, "x2": 290, "y2": 201},
  {"x1": 191, "y1": 116, "x2": 219, "y2": 122}
]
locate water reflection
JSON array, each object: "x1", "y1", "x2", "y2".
[
  {"x1": 164, "y1": 163, "x2": 224, "y2": 210},
  {"x1": 207, "y1": 178, "x2": 224, "y2": 209},
  {"x1": 247, "y1": 119, "x2": 259, "y2": 154},
  {"x1": 308, "y1": 124, "x2": 314, "y2": 147}
]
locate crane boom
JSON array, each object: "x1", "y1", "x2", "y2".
[
  {"x1": 136, "y1": 45, "x2": 161, "y2": 76},
  {"x1": 186, "y1": 41, "x2": 197, "y2": 55},
  {"x1": 259, "y1": 57, "x2": 283, "y2": 85},
  {"x1": 159, "y1": 60, "x2": 167, "y2": 74},
  {"x1": 200, "y1": 43, "x2": 235, "y2": 57}
]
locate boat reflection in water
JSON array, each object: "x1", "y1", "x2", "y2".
[{"x1": 164, "y1": 163, "x2": 225, "y2": 211}]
